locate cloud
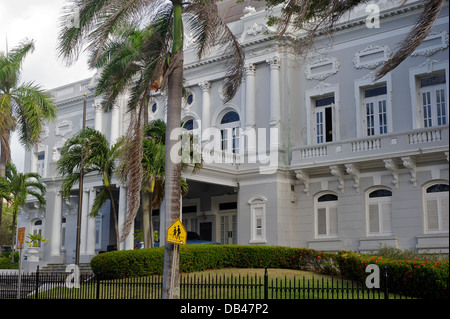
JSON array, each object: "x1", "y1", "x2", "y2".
[{"x1": 0, "y1": 0, "x2": 95, "y2": 172}]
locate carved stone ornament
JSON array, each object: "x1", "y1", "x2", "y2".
[
  {"x1": 55, "y1": 120, "x2": 73, "y2": 137},
  {"x1": 330, "y1": 165, "x2": 345, "y2": 194},
  {"x1": 353, "y1": 45, "x2": 391, "y2": 70},
  {"x1": 294, "y1": 169, "x2": 310, "y2": 196},
  {"x1": 383, "y1": 158, "x2": 399, "y2": 188},
  {"x1": 305, "y1": 57, "x2": 340, "y2": 81},
  {"x1": 411, "y1": 31, "x2": 449, "y2": 57}
]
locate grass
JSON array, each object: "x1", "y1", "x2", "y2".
[{"x1": 29, "y1": 268, "x2": 405, "y2": 300}]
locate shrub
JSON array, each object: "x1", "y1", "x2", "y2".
[
  {"x1": 336, "y1": 251, "x2": 449, "y2": 298},
  {"x1": 90, "y1": 245, "x2": 337, "y2": 278}
]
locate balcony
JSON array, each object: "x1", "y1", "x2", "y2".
[{"x1": 291, "y1": 125, "x2": 449, "y2": 169}]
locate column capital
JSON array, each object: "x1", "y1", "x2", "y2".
[
  {"x1": 198, "y1": 81, "x2": 211, "y2": 92},
  {"x1": 245, "y1": 63, "x2": 256, "y2": 76},
  {"x1": 267, "y1": 56, "x2": 281, "y2": 70}
]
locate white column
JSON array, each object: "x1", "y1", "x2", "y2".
[
  {"x1": 50, "y1": 192, "x2": 62, "y2": 257},
  {"x1": 86, "y1": 188, "x2": 96, "y2": 255},
  {"x1": 118, "y1": 184, "x2": 127, "y2": 250},
  {"x1": 110, "y1": 105, "x2": 119, "y2": 144},
  {"x1": 95, "y1": 104, "x2": 103, "y2": 132},
  {"x1": 267, "y1": 56, "x2": 281, "y2": 126},
  {"x1": 245, "y1": 64, "x2": 256, "y2": 129},
  {"x1": 80, "y1": 188, "x2": 90, "y2": 256},
  {"x1": 199, "y1": 81, "x2": 211, "y2": 140}
]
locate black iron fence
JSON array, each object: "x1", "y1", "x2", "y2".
[{"x1": 0, "y1": 266, "x2": 447, "y2": 300}]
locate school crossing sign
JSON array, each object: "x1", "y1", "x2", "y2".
[{"x1": 166, "y1": 218, "x2": 187, "y2": 245}]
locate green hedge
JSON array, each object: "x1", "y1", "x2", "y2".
[
  {"x1": 90, "y1": 245, "x2": 334, "y2": 278},
  {"x1": 90, "y1": 245, "x2": 448, "y2": 298},
  {"x1": 335, "y1": 251, "x2": 449, "y2": 298}
]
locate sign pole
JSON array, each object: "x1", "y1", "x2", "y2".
[{"x1": 16, "y1": 227, "x2": 25, "y2": 299}]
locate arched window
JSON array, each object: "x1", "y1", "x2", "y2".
[
  {"x1": 220, "y1": 111, "x2": 240, "y2": 154},
  {"x1": 366, "y1": 188, "x2": 392, "y2": 235},
  {"x1": 424, "y1": 183, "x2": 449, "y2": 232},
  {"x1": 315, "y1": 193, "x2": 338, "y2": 237},
  {"x1": 182, "y1": 119, "x2": 194, "y2": 131}
]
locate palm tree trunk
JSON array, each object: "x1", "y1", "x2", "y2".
[
  {"x1": 0, "y1": 130, "x2": 10, "y2": 230},
  {"x1": 10, "y1": 212, "x2": 16, "y2": 264},
  {"x1": 162, "y1": 0, "x2": 184, "y2": 300},
  {"x1": 107, "y1": 187, "x2": 120, "y2": 250}
]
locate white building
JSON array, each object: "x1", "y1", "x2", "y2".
[{"x1": 18, "y1": 0, "x2": 449, "y2": 268}]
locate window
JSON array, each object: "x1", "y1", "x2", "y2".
[
  {"x1": 220, "y1": 111, "x2": 240, "y2": 154},
  {"x1": 364, "y1": 86, "x2": 388, "y2": 136},
  {"x1": 248, "y1": 196, "x2": 267, "y2": 244},
  {"x1": 31, "y1": 219, "x2": 43, "y2": 246},
  {"x1": 61, "y1": 217, "x2": 66, "y2": 249},
  {"x1": 366, "y1": 189, "x2": 392, "y2": 235},
  {"x1": 419, "y1": 74, "x2": 447, "y2": 127},
  {"x1": 315, "y1": 194, "x2": 338, "y2": 237},
  {"x1": 424, "y1": 183, "x2": 449, "y2": 233},
  {"x1": 36, "y1": 152, "x2": 45, "y2": 177},
  {"x1": 314, "y1": 96, "x2": 334, "y2": 144}
]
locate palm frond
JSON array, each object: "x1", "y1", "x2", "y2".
[
  {"x1": 185, "y1": 0, "x2": 244, "y2": 102},
  {"x1": 376, "y1": 0, "x2": 446, "y2": 79},
  {"x1": 90, "y1": 187, "x2": 109, "y2": 217}
]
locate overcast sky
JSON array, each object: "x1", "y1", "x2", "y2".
[{"x1": 0, "y1": 0, "x2": 95, "y2": 172}]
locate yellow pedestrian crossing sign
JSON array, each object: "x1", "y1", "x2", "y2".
[{"x1": 166, "y1": 218, "x2": 187, "y2": 245}]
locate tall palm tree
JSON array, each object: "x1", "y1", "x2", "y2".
[
  {"x1": 0, "y1": 162, "x2": 46, "y2": 262},
  {"x1": 265, "y1": 0, "x2": 447, "y2": 78},
  {"x1": 0, "y1": 39, "x2": 56, "y2": 229},
  {"x1": 58, "y1": 0, "x2": 244, "y2": 299},
  {"x1": 56, "y1": 127, "x2": 125, "y2": 250}
]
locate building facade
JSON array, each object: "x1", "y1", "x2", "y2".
[{"x1": 18, "y1": 0, "x2": 449, "y2": 268}]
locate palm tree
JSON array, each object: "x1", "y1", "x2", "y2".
[
  {"x1": 56, "y1": 127, "x2": 125, "y2": 250},
  {"x1": 265, "y1": 0, "x2": 447, "y2": 79},
  {"x1": 0, "y1": 39, "x2": 56, "y2": 229},
  {"x1": 58, "y1": 0, "x2": 243, "y2": 299},
  {"x1": 139, "y1": 119, "x2": 201, "y2": 248},
  {"x1": 0, "y1": 162, "x2": 46, "y2": 262}
]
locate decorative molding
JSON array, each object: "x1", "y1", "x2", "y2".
[
  {"x1": 401, "y1": 156, "x2": 417, "y2": 187},
  {"x1": 411, "y1": 31, "x2": 449, "y2": 57},
  {"x1": 305, "y1": 57, "x2": 340, "y2": 81},
  {"x1": 198, "y1": 81, "x2": 211, "y2": 93},
  {"x1": 345, "y1": 164, "x2": 360, "y2": 193},
  {"x1": 353, "y1": 45, "x2": 391, "y2": 70},
  {"x1": 330, "y1": 165, "x2": 345, "y2": 194},
  {"x1": 383, "y1": 159, "x2": 399, "y2": 188},
  {"x1": 418, "y1": 58, "x2": 441, "y2": 74},
  {"x1": 246, "y1": 23, "x2": 267, "y2": 36},
  {"x1": 40, "y1": 126, "x2": 49, "y2": 140},
  {"x1": 266, "y1": 56, "x2": 281, "y2": 70},
  {"x1": 245, "y1": 63, "x2": 256, "y2": 76},
  {"x1": 55, "y1": 120, "x2": 73, "y2": 137},
  {"x1": 445, "y1": 152, "x2": 449, "y2": 162},
  {"x1": 294, "y1": 169, "x2": 310, "y2": 196}
]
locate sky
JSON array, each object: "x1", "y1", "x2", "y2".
[{"x1": 0, "y1": 0, "x2": 95, "y2": 172}]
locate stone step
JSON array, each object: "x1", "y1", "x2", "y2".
[{"x1": 39, "y1": 263, "x2": 93, "y2": 274}]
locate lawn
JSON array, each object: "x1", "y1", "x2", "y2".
[{"x1": 31, "y1": 268, "x2": 399, "y2": 300}]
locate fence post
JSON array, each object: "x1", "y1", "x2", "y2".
[
  {"x1": 35, "y1": 265, "x2": 40, "y2": 300},
  {"x1": 264, "y1": 266, "x2": 268, "y2": 300},
  {"x1": 96, "y1": 273, "x2": 101, "y2": 300},
  {"x1": 383, "y1": 266, "x2": 388, "y2": 300}
]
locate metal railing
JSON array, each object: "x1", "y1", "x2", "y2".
[{"x1": 1, "y1": 266, "x2": 448, "y2": 300}]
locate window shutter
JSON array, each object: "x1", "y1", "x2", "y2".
[
  {"x1": 440, "y1": 197, "x2": 449, "y2": 231},
  {"x1": 426, "y1": 199, "x2": 439, "y2": 230},
  {"x1": 381, "y1": 202, "x2": 392, "y2": 233},
  {"x1": 329, "y1": 206, "x2": 338, "y2": 235},
  {"x1": 369, "y1": 204, "x2": 379, "y2": 233},
  {"x1": 318, "y1": 208, "x2": 326, "y2": 235}
]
